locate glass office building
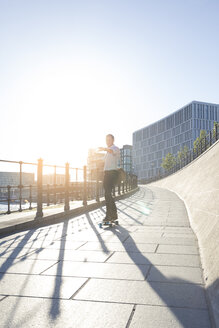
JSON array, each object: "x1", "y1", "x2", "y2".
[
  {"x1": 133, "y1": 101, "x2": 219, "y2": 180},
  {"x1": 120, "y1": 145, "x2": 133, "y2": 173}
]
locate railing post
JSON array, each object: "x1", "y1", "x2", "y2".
[
  {"x1": 83, "y1": 165, "x2": 87, "y2": 206},
  {"x1": 96, "y1": 168, "x2": 100, "y2": 202},
  {"x1": 7, "y1": 185, "x2": 11, "y2": 214},
  {"x1": 64, "y1": 162, "x2": 70, "y2": 211},
  {"x1": 29, "y1": 184, "x2": 32, "y2": 210},
  {"x1": 118, "y1": 181, "x2": 121, "y2": 195},
  {"x1": 47, "y1": 184, "x2": 50, "y2": 206},
  {"x1": 19, "y1": 161, "x2": 23, "y2": 212},
  {"x1": 36, "y1": 158, "x2": 43, "y2": 218},
  {"x1": 216, "y1": 124, "x2": 218, "y2": 140},
  {"x1": 54, "y1": 166, "x2": 56, "y2": 205},
  {"x1": 209, "y1": 131, "x2": 212, "y2": 146}
]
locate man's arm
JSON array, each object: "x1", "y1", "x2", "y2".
[{"x1": 98, "y1": 147, "x2": 114, "y2": 154}]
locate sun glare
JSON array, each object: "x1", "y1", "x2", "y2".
[{"x1": 10, "y1": 57, "x2": 126, "y2": 168}]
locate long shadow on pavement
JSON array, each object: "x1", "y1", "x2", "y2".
[
  {"x1": 0, "y1": 229, "x2": 36, "y2": 279},
  {"x1": 85, "y1": 212, "x2": 110, "y2": 254},
  {"x1": 110, "y1": 224, "x2": 211, "y2": 328},
  {"x1": 49, "y1": 220, "x2": 69, "y2": 320}
]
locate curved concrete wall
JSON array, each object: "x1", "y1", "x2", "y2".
[{"x1": 150, "y1": 140, "x2": 219, "y2": 327}]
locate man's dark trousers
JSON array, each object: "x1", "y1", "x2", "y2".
[{"x1": 103, "y1": 170, "x2": 118, "y2": 219}]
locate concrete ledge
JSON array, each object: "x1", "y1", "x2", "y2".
[
  {"x1": 149, "y1": 140, "x2": 219, "y2": 328},
  {"x1": 0, "y1": 187, "x2": 139, "y2": 237}
]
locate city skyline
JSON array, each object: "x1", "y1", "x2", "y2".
[{"x1": 1, "y1": 1, "x2": 219, "y2": 168}]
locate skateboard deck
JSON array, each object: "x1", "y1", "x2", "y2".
[{"x1": 99, "y1": 220, "x2": 119, "y2": 228}]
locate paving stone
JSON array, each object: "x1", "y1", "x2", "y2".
[
  {"x1": 0, "y1": 246, "x2": 41, "y2": 259},
  {"x1": 143, "y1": 221, "x2": 190, "y2": 227},
  {"x1": 107, "y1": 252, "x2": 201, "y2": 267},
  {"x1": 0, "y1": 296, "x2": 132, "y2": 328},
  {"x1": 157, "y1": 244, "x2": 199, "y2": 255},
  {"x1": 0, "y1": 232, "x2": 26, "y2": 244},
  {"x1": 77, "y1": 241, "x2": 157, "y2": 253},
  {"x1": 163, "y1": 227, "x2": 194, "y2": 234},
  {"x1": 147, "y1": 266, "x2": 203, "y2": 284},
  {"x1": 74, "y1": 278, "x2": 208, "y2": 309},
  {"x1": 46, "y1": 240, "x2": 86, "y2": 250},
  {"x1": 42, "y1": 261, "x2": 150, "y2": 280},
  {"x1": 162, "y1": 232, "x2": 196, "y2": 238},
  {"x1": 101, "y1": 226, "x2": 137, "y2": 234},
  {"x1": 135, "y1": 227, "x2": 164, "y2": 232},
  {"x1": 0, "y1": 273, "x2": 87, "y2": 298},
  {"x1": 127, "y1": 231, "x2": 163, "y2": 237},
  {"x1": 125, "y1": 234, "x2": 197, "y2": 245},
  {"x1": 0, "y1": 238, "x2": 60, "y2": 250},
  {"x1": 0, "y1": 232, "x2": 64, "y2": 247},
  {"x1": 129, "y1": 304, "x2": 211, "y2": 328},
  {"x1": 22, "y1": 249, "x2": 112, "y2": 262},
  {"x1": 60, "y1": 232, "x2": 129, "y2": 243},
  {"x1": 0, "y1": 257, "x2": 57, "y2": 274}
]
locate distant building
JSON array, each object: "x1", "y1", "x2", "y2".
[
  {"x1": 133, "y1": 100, "x2": 219, "y2": 180},
  {"x1": 120, "y1": 145, "x2": 133, "y2": 173},
  {"x1": 0, "y1": 172, "x2": 35, "y2": 199},
  {"x1": 43, "y1": 174, "x2": 65, "y2": 185},
  {"x1": 87, "y1": 149, "x2": 105, "y2": 180},
  {"x1": 0, "y1": 172, "x2": 34, "y2": 186}
]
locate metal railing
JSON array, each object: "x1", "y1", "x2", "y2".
[
  {"x1": 0, "y1": 158, "x2": 138, "y2": 217},
  {"x1": 141, "y1": 124, "x2": 219, "y2": 184}
]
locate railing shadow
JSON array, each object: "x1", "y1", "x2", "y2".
[
  {"x1": 85, "y1": 212, "x2": 110, "y2": 254},
  {"x1": 0, "y1": 229, "x2": 36, "y2": 279},
  {"x1": 49, "y1": 220, "x2": 68, "y2": 320},
  {"x1": 1, "y1": 226, "x2": 60, "y2": 327},
  {"x1": 110, "y1": 224, "x2": 211, "y2": 327}
]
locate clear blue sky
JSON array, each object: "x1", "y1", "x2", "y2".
[{"x1": 0, "y1": 0, "x2": 219, "y2": 168}]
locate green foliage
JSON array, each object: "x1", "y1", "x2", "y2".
[
  {"x1": 213, "y1": 121, "x2": 219, "y2": 138},
  {"x1": 161, "y1": 153, "x2": 176, "y2": 172},
  {"x1": 193, "y1": 130, "x2": 207, "y2": 153},
  {"x1": 177, "y1": 146, "x2": 189, "y2": 163}
]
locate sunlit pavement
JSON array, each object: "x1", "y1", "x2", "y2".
[{"x1": 0, "y1": 186, "x2": 212, "y2": 327}]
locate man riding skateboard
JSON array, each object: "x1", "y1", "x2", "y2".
[{"x1": 98, "y1": 134, "x2": 120, "y2": 223}]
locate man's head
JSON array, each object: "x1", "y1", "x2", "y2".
[{"x1": 106, "y1": 134, "x2": 114, "y2": 147}]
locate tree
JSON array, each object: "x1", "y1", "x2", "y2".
[
  {"x1": 177, "y1": 145, "x2": 189, "y2": 163},
  {"x1": 193, "y1": 130, "x2": 207, "y2": 153},
  {"x1": 161, "y1": 153, "x2": 176, "y2": 172},
  {"x1": 213, "y1": 121, "x2": 219, "y2": 139}
]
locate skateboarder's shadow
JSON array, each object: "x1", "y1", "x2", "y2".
[{"x1": 111, "y1": 225, "x2": 211, "y2": 328}]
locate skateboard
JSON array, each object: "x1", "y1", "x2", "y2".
[{"x1": 99, "y1": 220, "x2": 119, "y2": 228}]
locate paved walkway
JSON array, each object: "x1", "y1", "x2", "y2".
[{"x1": 0, "y1": 186, "x2": 212, "y2": 327}]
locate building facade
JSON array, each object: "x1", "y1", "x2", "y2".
[
  {"x1": 43, "y1": 174, "x2": 65, "y2": 185},
  {"x1": 133, "y1": 101, "x2": 219, "y2": 180},
  {"x1": 120, "y1": 145, "x2": 133, "y2": 173},
  {"x1": 87, "y1": 149, "x2": 105, "y2": 180},
  {"x1": 0, "y1": 172, "x2": 34, "y2": 187},
  {"x1": 0, "y1": 172, "x2": 35, "y2": 199}
]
